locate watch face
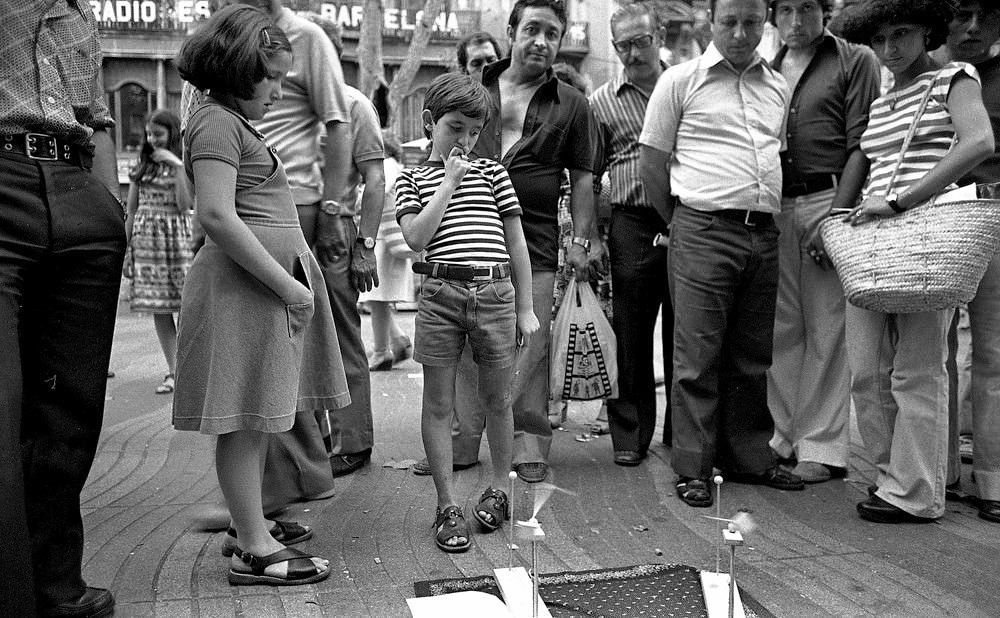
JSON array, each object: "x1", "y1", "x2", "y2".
[{"x1": 360, "y1": 237, "x2": 375, "y2": 249}]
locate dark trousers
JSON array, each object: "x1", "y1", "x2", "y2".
[
  {"x1": 0, "y1": 153, "x2": 126, "y2": 614},
  {"x1": 668, "y1": 205, "x2": 778, "y2": 479},
  {"x1": 607, "y1": 208, "x2": 672, "y2": 453}
]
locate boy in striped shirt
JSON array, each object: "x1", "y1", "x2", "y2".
[{"x1": 396, "y1": 72, "x2": 538, "y2": 553}]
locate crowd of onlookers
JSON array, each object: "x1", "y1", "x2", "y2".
[{"x1": 3, "y1": 0, "x2": 999, "y2": 613}]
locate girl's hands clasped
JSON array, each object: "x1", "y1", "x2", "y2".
[{"x1": 847, "y1": 194, "x2": 897, "y2": 226}]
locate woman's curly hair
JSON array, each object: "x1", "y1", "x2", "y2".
[{"x1": 840, "y1": 0, "x2": 954, "y2": 51}]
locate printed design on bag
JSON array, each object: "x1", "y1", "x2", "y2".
[{"x1": 561, "y1": 323, "x2": 613, "y2": 400}]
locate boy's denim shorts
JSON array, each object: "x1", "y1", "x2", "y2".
[{"x1": 413, "y1": 275, "x2": 517, "y2": 368}]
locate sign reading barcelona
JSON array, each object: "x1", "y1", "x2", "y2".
[{"x1": 90, "y1": 0, "x2": 475, "y2": 38}]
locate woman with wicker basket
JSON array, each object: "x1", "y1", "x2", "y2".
[{"x1": 838, "y1": 0, "x2": 994, "y2": 523}]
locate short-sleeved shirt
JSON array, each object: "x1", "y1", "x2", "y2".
[
  {"x1": 861, "y1": 62, "x2": 979, "y2": 198},
  {"x1": 473, "y1": 58, "x2": 595, "y2": 270},
  {"x1": 254, "y1": 7, "x2": 350, "y2": 205},
  {"x1": 185, "y1": 103, "x2": 278, "y2": 208},
  {"x1": 963, "y1": 54, "x2": 1000, "y2": 185},
  {"x1": 0, "y1": 0, "x2": 114, "y2": 146},
  {"x1": 339, "y1": 85, "x2": 385, "y2": 216},
  {"x1": 640, "y1": 43, "x2": 789, "y2": 214},
  {"x1": 590, "y1": 68, "x2": 661, "y2": 211},
  {"x1": 772, "y1": 32, "x2": 881, "y2": 191},
  {"x1": 395, "y1": 158, "x2": 522, "y2": 266}
]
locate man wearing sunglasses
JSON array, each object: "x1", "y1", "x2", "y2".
[{"x1": 589, "y1": 3, "x2": 672, "y2": 468}]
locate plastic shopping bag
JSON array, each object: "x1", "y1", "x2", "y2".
[{"x1": 549, "y1": 278, "x2": 618, "y2": 401}]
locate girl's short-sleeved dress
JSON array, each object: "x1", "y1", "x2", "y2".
[
  {"x1": 129, "y1": 164, "x2": 193, "y2": 313},
  {"x1": 172, "y1": 103, "x2": 351, "y2": 435}
]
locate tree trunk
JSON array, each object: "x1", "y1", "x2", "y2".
[
  {"x1": 358, "y1": 0, "x2": 386, "y2": 99},
  {"x1": 386, "y1": 0, "x2": 447, "y2": 136}
]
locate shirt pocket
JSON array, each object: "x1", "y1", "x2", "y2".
[
  {"x1": 528, "y1": 125, "x2": 567, "y2": 166},
  {"x1": 286, "y1": 252, "x2": 316, "y2": 338}
]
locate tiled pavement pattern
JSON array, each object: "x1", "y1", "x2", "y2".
[{"x1": 81, "y1": 304, "x2": 1000, "y2": 617}]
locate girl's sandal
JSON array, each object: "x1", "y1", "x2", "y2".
[
  {"x1": 473, "y1": 487, "x2": 509, "y2": 532},
  {"x1": 434, "y1": 505, "x2": 471, "y2": 553},
  {"x1": 221, "y1": 520, "x2": 313, "y2": 557},
  {"x1": 228, "y1": 546, "x2": 330, "y2": 586}
]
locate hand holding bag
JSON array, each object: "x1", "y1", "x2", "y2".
[
  {"x1": 549, "y1": 278, "x2": 618, "y2": 401},
  {"x1": 820, "y1": 72, "x2": 1000, "y2": 313}
]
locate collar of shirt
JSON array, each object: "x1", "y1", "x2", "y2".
[
  {"x1": 611, "y1": 62, "x2": 668, "y2": 98},
  {"x1": 771, "y1": 30, "x2": 837, "y2": 71},
  {"x1": 699, "y1": 42, "x2": 769, "y2": 75},
  {"x1": 482, "y1": 57, "x2": 560, "y2": 101}
]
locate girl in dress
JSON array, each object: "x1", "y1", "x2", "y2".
[
  {"x1": 173, "y1": 5, "x2": 350, "y2": 585},
  {"x1": 125, "y1": 109, "x2": 192, "y2": 395}
]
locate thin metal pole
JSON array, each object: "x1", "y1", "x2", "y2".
[
  {"x1": 532, "y1": 541, "x2": 539, "y2": 618},
  {"x1": 728, "y1": 543, "x2": 736, "y2": 618},
  {"x1": 508, "y1": 471, "x2": 517, "y2": 569},
  {"x1": 715, "y1": 475, "x2": 723, "y2": 573}
]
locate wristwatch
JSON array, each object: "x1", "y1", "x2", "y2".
[
  {"x1": 886, "y1": 192, "x2": 905, "y2": 213},
  {"x1": 320, "y1": 199, "x2": 343, "y2": 216},
  {"x1": 356, "y1": 236, "x2": 376, "y2": 249},
  {"x1": 570, "y1": 236, "x2": 591, "y2": 251}
]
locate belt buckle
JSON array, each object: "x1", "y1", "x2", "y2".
[
  {"x1": 25, "y1": 133, "x2": 58, "y2": 161},
  {"x1": 471, "y1": 268, "x2": 493, "y2": 282},
  {"x1": 743, "y1": 210, "x2": 757, "y2": 227}
]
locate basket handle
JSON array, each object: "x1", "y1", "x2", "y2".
[{"x1": 886, "y1": 68, "x2": 945, "y2": 195}]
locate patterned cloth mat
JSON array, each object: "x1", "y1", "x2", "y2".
[{"x1": 414, "y1": 563, "x2": 776, "y2": 617}]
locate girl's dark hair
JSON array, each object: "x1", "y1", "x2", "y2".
[
  {"x1": 840, "y1": 0, "x2": 953, "y2": 51},
  {"x1": 176, "y1": 5, "x2": 292, "y2": 100},
  {"x1": 130, "y1": 108, "x2": 182, "y2": 184},
  {"x1": 422, "y1": 73, "x2": 492, "y2": 139}
]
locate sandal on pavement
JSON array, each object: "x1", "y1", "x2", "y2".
[
  {"x1": 221, "y1": 520, "x2": 313, "y2": 556},
  {"x1": 155, "y1": 373, "x2": 175, "y2": 395},
  {"x1": 474, "y1": 487, "x2": 509, "y2": 532},
  {"x1": 228, "y1": 546, "x2": 330, "y2": 586},
  {"x1": 434, "y1": 505, "x2": 471, "y2": 553},
  {"x1": 676, "y1": 477, "x2": 713, "y2": 508}
]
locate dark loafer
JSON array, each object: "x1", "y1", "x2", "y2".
[
  {"x1": 41, "y1": 587, "x2": 115, "y2": 618},
  {"x1": 330, "y1": 448, "x2": 371, "y2": 478},
  {"x1": 979, "y1": 499, "x2": 1000, "y2": 523},
  {"x1": 613, "y1": 450, "x2": 644, "y2": 467},
  {"x1": 514, "y1": 462, "x2": 548, "y2": 483},
  {"x1": 727, "y1": 466, "x2": 805, "y2": 490},
  {"x1": 857, "y1": 495, "x2": 936, "y2": 524},
  {"x1": 410, "y1": 458, "x2": 478, "y2": 476}
]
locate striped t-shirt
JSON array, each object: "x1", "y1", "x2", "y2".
[
  {"x1": 395, "y1": 158, "x2": 522, "y2": 265},
  {"x1": 860, "y1": 62, "x2": 980, "y2": 198}
]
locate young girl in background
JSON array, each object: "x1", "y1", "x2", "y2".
[
  {"x1": 173, "y1": 5, "x2": 349, "y2": 585},
  {"x1": 125, "y1": 109, "x2": 192, "y2": 395}
]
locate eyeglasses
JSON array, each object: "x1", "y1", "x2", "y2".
[{"x1": 613, "y1": 34, "x2": 655, "y2": 54}]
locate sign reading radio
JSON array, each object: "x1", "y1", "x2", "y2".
[{"x1": 89, "y1": 0, "x2": 209, "y2": 24}]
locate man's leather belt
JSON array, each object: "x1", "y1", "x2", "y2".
[
  {"x1": 783, "y1": 173, "x2": 837, "y2": 198},
  {"x1": 710, "y1": 209, "x2": 774, "y2": 227},
  {"x1": 1, "y1": 133, "x2": 87, "y2": 166},
  {"x1": 413, "y1": 262, "x2": 511, "y2": 281}
]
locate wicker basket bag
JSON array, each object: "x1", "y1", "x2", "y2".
[
  {"x1": 821, "y1": 198, "x2": 1000, "y2": 313},
  {"x1": 820, "y1": 68, "x2": 1000, "y2": 313}
]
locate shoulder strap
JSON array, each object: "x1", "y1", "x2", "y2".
[{"x1": 887, "y1": 68, "x2": 945, "y2": 193}]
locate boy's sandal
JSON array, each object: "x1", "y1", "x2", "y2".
[
  {"x1": 228, "y1": 546, "x2": 330, "y2": 586},
  {"x1": 434, "y1": 505, "x2": 471, "y2": 553},
  {"x1": 676, "y1": 478, "x2": 713, "y2": 508},
  {"x1": 155, "y1": 374, "x2": 175, "y2": 395},
  {"x1": 473, "y1": 487, "x2": 509, "y2": 532},
  {"x1": 221, "y1": 520, "x2": 313, "y2": 557}
]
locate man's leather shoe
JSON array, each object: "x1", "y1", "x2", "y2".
[
  {"x1": 514, "y1": 462, "x2": 548, "y2": 483},
  {"x1": 727, "y1": 466, "x2": 805, "y2": 490},
  {"x1": 613, "y1": 450, "x2": 643, "y2": 467},
  {"x1": 857, "y1": 495, "x2": 936, "y2": 524},
  {"x1": 41, "y1": 587, "x2": 115, "y2": 618},
  {"x1": 330, "y1": 448, "x2": 371, "y2": 477},
  {"x1": 979, "y1": 499, "x2": 1000, "y2": 523}
]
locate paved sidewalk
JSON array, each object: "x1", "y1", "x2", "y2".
[{"x1": 82, "y1": 304, "x2": 1000, "y2": 617}]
